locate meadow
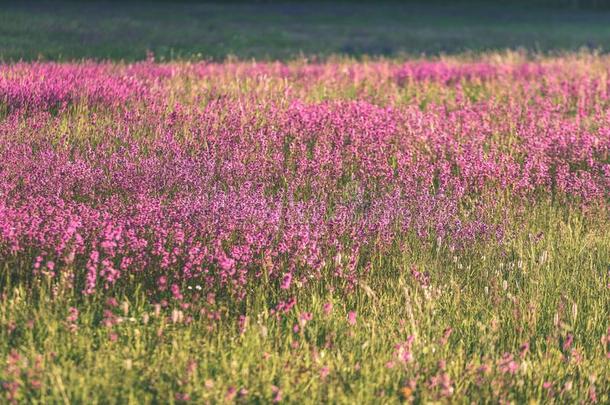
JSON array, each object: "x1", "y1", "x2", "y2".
[{"x1": 0, "y1": 52, "x2": 608, "y2": 403}]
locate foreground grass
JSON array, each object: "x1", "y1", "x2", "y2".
[
  {"x1": 2, "y1": 203, "x2": 608, "y2": 403},
  {"x1": 2, "y1": 1, "x2": 610, "y2": 61}
]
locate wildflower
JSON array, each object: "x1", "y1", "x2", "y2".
[
  {"x1": 226, "y1": 386, "x2": 237, "y2": 401},
  {"x1": 238, "y1": 315, "x2": 249, "y2": 334},
  {"x1": 394, "y1": 336, "x2": 415, "y2": 364},
  {"x1": 519, "y1": 341, "x2": 530, "y2": 358},
  {"x1": 158, "y1": 276, "x2": 167, "y2": 292},
  {"x1": 323, "y1": 302, "x2": 333, "y2": 316},
  {"x1": 429, "y1": 371, "x2": 454, "y2": 397},
  {"x1": 271, "y1": 385, "x2": 282, "y2": 403},
  {"x1": 571, "y1": 348, "x2": 583, "y2": 364},
  {"x1": 171, "y1": 284, "x2": 183, "y2": 300},
  {"x1": 280, "y1": 272, "x2": 292, "y2": 289},
  {"x1": 347, "y1": 311, "x2": 357, "y2": 326},
  {"x1": 589, "y1": 385, "x2": 597, "y2": 403},
  {"x1": 67, "y1": 307, "x2": 79, "y2": 323},
  {"x1": 439, "y1": 327, "x2": 452, "y2": 346},
  {"x1": 299, "y1": 311, "x2": 313, "y2": 327},
  {"x1": 498, "y1": 353, "x2": 518, "y2": 375},
  {"x1": 543, "y1": 381, "x2": 554, "y2": 397},
  {"x1": 218, "y1": 255, "x2": 235, "y2": 272},
  {"x1": 562, "y1": 333, "x2": 574, "y2": 351}
]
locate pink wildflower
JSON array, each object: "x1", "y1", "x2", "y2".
[{"x1": 347, "y1": 311, "x2": 357, "y2": 326}]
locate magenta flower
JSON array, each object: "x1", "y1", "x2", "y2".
[
  {"x1": 280, "y1": 273, "x2": 293, "y2": 290},
  {"x1": 320, "y1": 366, "x2": 330, "y2": 380},
  {"x1": 271, "y1": 385, "x2": 282, "y2": 403},
  {"x1": 0, "y1": 59, "x2": 606, "y2": 340},
  {"x1": 323, "y1": 302, "x2": 333, "y2": 315},
  {"x1": 347, "y1": 311, "x2": 357, "y2": 326},
  {"x1": 66, "y1": 307, "x2": 79, "y2": 323}
]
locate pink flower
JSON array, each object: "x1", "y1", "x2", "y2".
[
  {"x1": 323, "y1": 302, "x2": 333, "y2": 315},
  {"x1": 67, "y1": 307, "x2": 79, "y2": 323},
  {"x1": 299, "y1": 312, "x2": 313, "y2": 326},
  {"x1": 562, "y1": 333, "x2": 574, "y2": 351},
  {"x1": 158, "y1": 276, "x2": 168, "y2": 291},
  {"x1": 498, "y1": 353, "x2": 518, "y2": 375},
  {"x1": 218, "y1": 255, "x2": 235, "y2": 272},
  {"x1": 394, "y1": 336, "x2": 415, "y2": 364},
  {"x1": 280, "y1": 272, "x2": 293, "y2": 289},
  {"x1": 347, "y1": 311, "x2": 357, "y2": 326},
  {"x1": 226, "y1": 386, "x2": 237, "y2": 401},
  {"x1": 238, "y1": 315, "x2": 248, "y2": 334},
  {"x1": 519, "y1": 341, "x2": 530, "y2": 358},
  {"x1": 171, "y1": 284, "x2": 183, "y2": 300},
  {"x1": 271, "y1": 385, "x2": 282, "y2": 403}
]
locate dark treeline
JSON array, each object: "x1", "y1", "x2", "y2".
[{"x1": 59, "y1": 0, "x2": 610, "y2": 8}]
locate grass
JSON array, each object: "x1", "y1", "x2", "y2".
[
  {"x1": 1, "y1": 203, "x2": 608, "y2": 403},
  {"x1": 1, "y1": 1, "x2": 610, "y2": 61}
]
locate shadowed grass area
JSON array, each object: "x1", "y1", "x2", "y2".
[{"x1": 2, "y1": 1, "x2": 610, "y2": 61}]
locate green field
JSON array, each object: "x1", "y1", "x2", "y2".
[{"x1": 2, "y1": 1, "x2": 610, "y2": 61}]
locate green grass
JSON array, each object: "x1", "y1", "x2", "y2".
[
  {"x1": 2, "y1": 203, "x2": 609, "y2": 403},
  {"x1": 2, "y1": 1, "x2": 610, "y2": 61}
]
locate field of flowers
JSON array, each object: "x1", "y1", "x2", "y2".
[{"x1": 0, "y1": 53, "x2": 609, "y2": 403}]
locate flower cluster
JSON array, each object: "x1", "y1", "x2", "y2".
[{"x1": 0, "y1": 58, "x2": 608, "y2": 300}]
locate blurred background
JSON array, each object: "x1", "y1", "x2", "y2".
[{"x1": 1, "y1": 0, "x2": 610, "y2": 61}]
